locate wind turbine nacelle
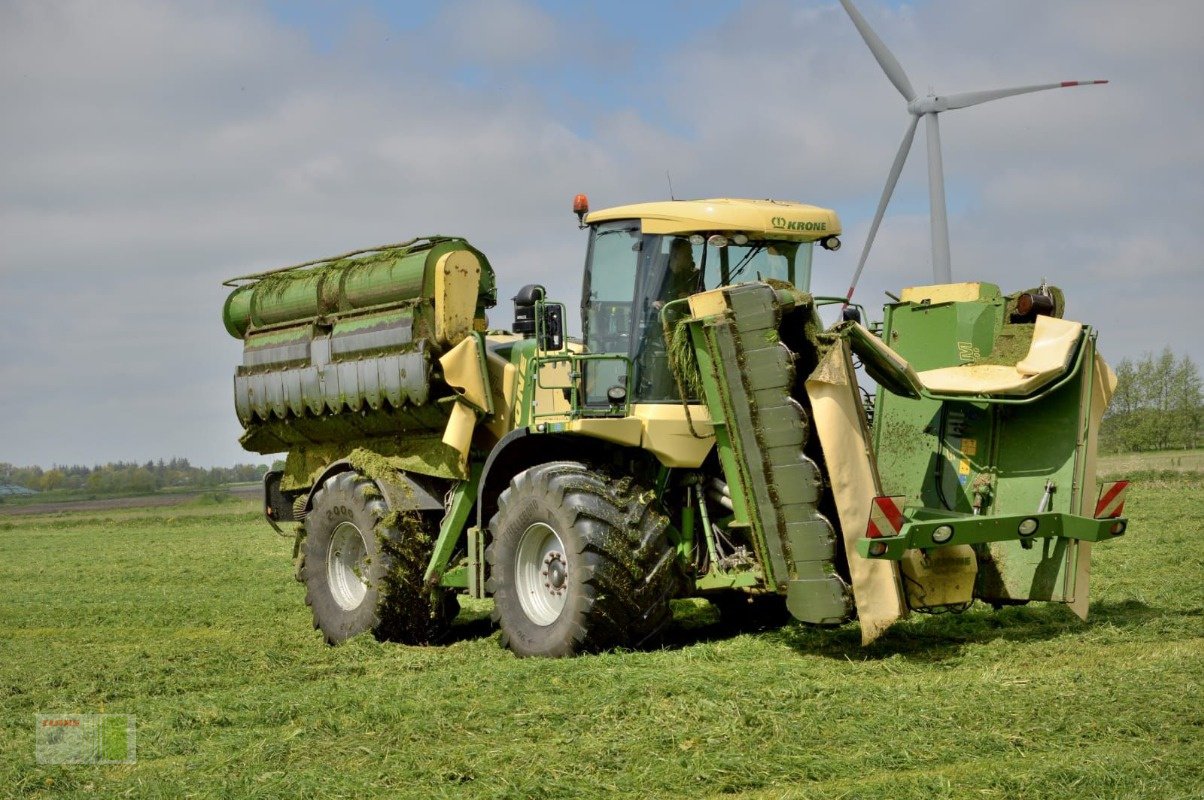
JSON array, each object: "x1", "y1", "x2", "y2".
[
  {"x1": 839, "y1": 0, "x2": 1108, "y2": 295},
  {"x1": 908, "y1": 97, "x2": 951, "y2": 115}
]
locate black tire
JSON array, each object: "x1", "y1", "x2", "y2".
[
  {"x1": 486, "y1": 461, "x2": 680, "y2": 657},
  {"x1": 302, "y1": 470, "x2": 458, "y2": 645},
  {"x1": 710, "y1": 592, "x2": 793, "y2": 631}
]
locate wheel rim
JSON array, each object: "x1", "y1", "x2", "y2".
[
  {"x1": 327, "y1": 521, "x2": 369, "y2": 611},
  {"x1": 515, "y1": 522, "x2": 569, "y2": 626}
]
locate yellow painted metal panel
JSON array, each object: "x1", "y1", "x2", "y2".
[
  {"x1": 899, "y1": 282, "x2": 995, "y2": 304},
  {"x1": 483, "y1": 351, "x2": 518, "y2": 442},
  {"x1": 565, "y1": 418, "x2": 644, "y2": 447},
  {"x1": 441, "y1": 399, "x2": 477, "y2": 476},
  {"x1": 917, "y1": 316, "x2": 1083, "y2": 396},
  {"x1": 586, "y1": 198, "x2": 840, "y2": 242},
  {"x1": 1016, "y1": 316, "x2": 1083, "y2": 375},
  {"x1": 687, "y1": 289, "x2": 730, "y2": 319},
  {"x1": 805, "y1": 342, "x2": 907, "y2": 644},
  {"x1": 632, "y1": 404, "x2": 715, "y2": 468},
  {"x1": 439, "y1": 336, "x2": 491, "y2": 413},
  {"x1": 899, "y1": 547, "x2": 977, "y2": 609},
  {"x1": 434, "y1": 251, "x2": 481, "y2": 346},
  {"x1": 1069, "y1": 348, "x2": 1117, "y2": 621}
]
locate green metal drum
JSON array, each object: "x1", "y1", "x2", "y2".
[
  {"x1": 221, "y1": 236, "x2": 497, "y2": 458},
  {"x1": 222, "y1": 237, "x2": 496, "y2": 338}
]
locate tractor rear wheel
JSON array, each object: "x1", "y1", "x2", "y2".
[
  {"x1": 302, "y1": 470, "x2": 457, "y2": 645},
  {"x1": 486, "y1": 461, "x2": 679, "y2": 657}
]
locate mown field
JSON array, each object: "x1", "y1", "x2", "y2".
[
  {"x1": 1, "y1": 477, "x2": 1201, "y2": 799},
  {"x1": 1098, "y1": 448, "x2": 1204, "y2": 477}
]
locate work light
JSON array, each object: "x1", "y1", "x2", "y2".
[{"x1": 931, "y1": 524, "x2": 954, "y2": 544}]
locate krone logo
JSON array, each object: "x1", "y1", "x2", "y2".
[{"x1": 771, "y1": 216, "x2": 826, "y2": 232}]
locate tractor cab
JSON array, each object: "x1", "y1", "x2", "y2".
[{"x1": 578, "y1": 198, "x2": 842, "y2": 405}]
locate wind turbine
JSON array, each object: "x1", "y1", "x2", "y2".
[{"x1": 839, "y1": 0, "x2": 1106, "y2": 301}]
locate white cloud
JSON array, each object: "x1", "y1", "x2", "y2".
[
  {"x1": 433, "y1": 0, "x2": 564, "y2": 66},
  {"x1": 0, "y1": 0, "x2": 1200, "y2": 467}
]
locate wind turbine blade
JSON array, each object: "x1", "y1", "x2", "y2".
[
  {"x1": 925, "y1": 113, "x2": 951, "y2": 283},
  {"x1": 839, "y1": 0, "x2": 917, "y2": 102},
  {"x1": 941, "y1": 80, "x2": 1108, "y2": 110},
  {"x1": 846, "y1": 115, "x2": 920, "y2": 302}
]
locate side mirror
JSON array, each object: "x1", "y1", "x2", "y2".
[
  {"x1": 842, "y1": 305, "x2": 863, "y2": 324},
  {"x1": 539, "y1": 303, "x2": 565, "y2": 352}
]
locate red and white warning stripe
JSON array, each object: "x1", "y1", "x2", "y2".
[
  {"x1": 1061, "y1": 80, "x2": 1109, "y2": 88},
  {"x1": 866, "y1": 495, "x2": 906, "y2": 539},
  {"x1": 1094, "y1": 480, "x2": 1129, "y2": 519}
]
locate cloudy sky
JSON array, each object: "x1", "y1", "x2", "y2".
[{"x1": 2, "y1": 0, "x2": 1200, "y2": 468}]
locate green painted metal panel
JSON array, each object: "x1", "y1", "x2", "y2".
[
  {"x1": 339, "y1": 249, "x2": 430, "y2": 310},
  {"x1": 844, "y1": 322, "x2": 922, "y2": 398},
  {"x1": 694, "y1": 312, "x2": 787, "y2": 583},
  {"x1": 872, "y1": 288, "x2": 1104, "y2": 605},
  {"x1": 689, "y1": 283, "x2": 848, "y2": 624},
  {"x1": 222, "y1": 238, "x2": 495, "y2": 338},
  {"x1": 466, "y1": 526, "x2": 486, "y2": 598},
  {"x1": 881, "y1": 289, "x2": 1002, "y2": 372},
  {"x1": 222, "y1": 288, "x2": 254, "y2": 339},
  {"x1": 694, "y1": 570, "x2": 763, "y2": 590},
  {"x1": 329, "y1": 309, "x2": 417, "y2": 360},
  {"x1": 242, "y1": 325, "x2": 314, "y2": 370},
  {"x1": 874, "y1": 293, "x2": 1006, "y2": 512},
  {"x1": 857, "y1": 510, "x2": 1126, "y2": 560},
  {"x1": 250, "y1": 269, "x2": 329, "y2": 331},
  {"x1": 225, "y1": 238, "x2": 500, "y2": 466},
  {"x1": 786, "y1": 578, "x2": 852, "y2": 624},
  {"x1": 974, "y1": 337, "x2": 1096, "y2": 602},
  {"x1": 439, "y1": 566, "x2": 469, "y2": 588},
  {"x1": 239, "y1": 403, "x2": 452, "y2": 455},
  {"x1": 424, "y1": 464, "x2": 483, "y2": 585}
]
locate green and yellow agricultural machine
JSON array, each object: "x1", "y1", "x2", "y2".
[{"x1": 222, "y1": 197, "x2": 1128, "y2": 656}]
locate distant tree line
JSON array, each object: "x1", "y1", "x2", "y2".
[
  {"x1": 1101, "y1": 348, "x2": 1200, "y2": 453},
  {"x1": 1, "y1": 350, "x2": 1195, "y2": 491},
  {"x1": 0, "y1": 458, "x2": 274, "y2": 495}
]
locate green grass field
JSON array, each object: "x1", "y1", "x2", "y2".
[
  {"x1": 2, "y1": 478, "x2": 1202, "y2": 799},
  {"x1": 1098, "y1": 448, "x2": 1204, "y2": 478}
]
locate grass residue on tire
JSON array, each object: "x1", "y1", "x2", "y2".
[{"x1": 374, "y1": 509, "x2": 454, "y2": 644}]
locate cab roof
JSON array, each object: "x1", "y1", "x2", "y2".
[{"x1": 585, "y1": 198, "x2": 841, "y2": 242}]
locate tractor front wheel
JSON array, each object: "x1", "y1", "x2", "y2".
[{"x1": 486, "y1": 461, "x2": 679, "y2": 657}]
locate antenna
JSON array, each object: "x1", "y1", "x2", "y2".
[
  {"x1": 839, "y1": 0, "x2": 1106, "y2": 301},
  {"x1": 666, "y1": 171, "x2": 676, "y2": 201}
]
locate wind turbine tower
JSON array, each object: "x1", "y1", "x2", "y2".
[{"x1": 839, "y1": 0, "x2": 1107, "y2": 301}]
